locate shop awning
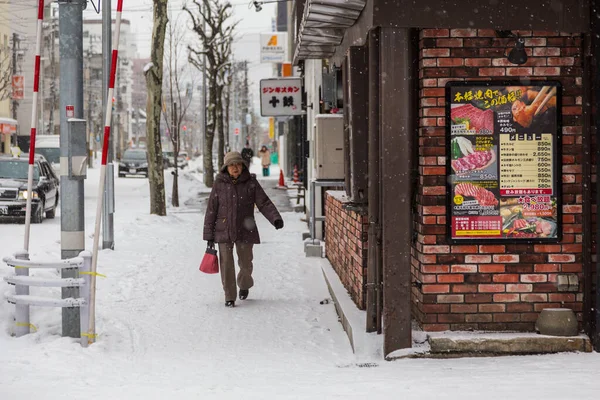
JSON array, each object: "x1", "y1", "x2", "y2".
[
  {"x1": 0, "y1": 117, "x2": 18, "y2": 135},
  {"x1": 294, "y1": 0, "x2": 366, "y2": 62}
]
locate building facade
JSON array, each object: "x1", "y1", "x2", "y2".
[{"x1": 291, "y1": 0, "x2": 599, "y2": 357}]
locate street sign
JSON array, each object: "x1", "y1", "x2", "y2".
[
  {"x1": 260, "y1": 33, "x2": 287, "y2": 63},
  {"x1": 260, "y1": 78, "x2": 302, "y2": 117},
  {"x1": 66, "y1": 105, "x2": 75, "y2": 118},
  {"x1": 234, "y1": 127, "x2": 240, "y2": 135},
  {"x1": 12, "y1": 76, "x2": 24, "y2": 100}
]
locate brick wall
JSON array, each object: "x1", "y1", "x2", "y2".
[
  {"x1": 413, "y1": 29, "x2": 585, "y2": 332},
  {"x1": 325, "y1": 191, "x2": 368, "y2": 309}
]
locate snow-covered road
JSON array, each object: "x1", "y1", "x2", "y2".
[{"x1": 1, "y1": 159, "x2": 600, "y2": 399}]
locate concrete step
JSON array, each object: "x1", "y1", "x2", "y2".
[{"x1": 426, "y1": 332, "x2": 592, "y2": 357}]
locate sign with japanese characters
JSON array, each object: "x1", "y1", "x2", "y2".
[
  {"x1": 260, "y1": 78, "x2": 302, "y2": 117},
  {"x1": 260, "y1": 33, "x2": 288, "y2": 63},
  {"x1": 446, "y1": 81, "x2": 561, "y2": 242},
  {"x1": 12, "y1": 75, "x2": 24, "y2": 100}
]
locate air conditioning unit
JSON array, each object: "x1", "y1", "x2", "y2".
[{"x1": 314, "y1": 114, "x2": 344, "y2": 180}]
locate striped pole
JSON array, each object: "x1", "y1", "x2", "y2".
[
  {"x1": 88, "y1": 0, "x2": 124, "y2": 344},
  {"x1": 23, "y1": 0, "x2": 45, "y2": 252}
]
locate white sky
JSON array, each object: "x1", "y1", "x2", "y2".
[{"x1": 83, "y1": 0, "x2": 279, "y2": 114}]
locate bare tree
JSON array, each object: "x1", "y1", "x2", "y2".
[
  {"x1": 0, "y1": 45, "x2": 12, "y2": 101},
  {"x1": 184, "y1": 0, "x2": 236, "y2": 187},
  {"x1": 163, "y1": 15, "x2": 194, "y2": 207},
  {"x1": 143, "y1": 0, "x2": 168, "y2": 216}
]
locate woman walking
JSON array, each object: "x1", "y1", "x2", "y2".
[
  {"x1": 258, "y1": 145, "x2": 271, "y2": 177},
  {"x1": 203, "y1": 151, "x2": 284, "y2": 307}
]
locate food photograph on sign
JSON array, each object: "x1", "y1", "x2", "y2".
[{"x1": 447, "y1": 82, "x2": 560, "y2": 242}]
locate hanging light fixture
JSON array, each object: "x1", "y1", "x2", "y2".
[{"x1": 507, "y1": 37, "x2": 528, "y2": 65}]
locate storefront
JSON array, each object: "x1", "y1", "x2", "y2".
[
  {"x1": 0, "y1": 117, "x2": 18, "y2": 154},
  {"x1": 293, "y1": 0, "x2": 598, "y2": 357}
]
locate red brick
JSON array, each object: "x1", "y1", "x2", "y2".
[
  {"x1": 438, "y1": 57, "x2": 464, "y2": 67},
  {"x1": 422, "y1": 79, "x2": 437, "y2": 87},
  {"x1": 563, "y1": 205, "x2": 583, "y2": 214},
  {"x1": 422, "y1": 88, "x2": 445, "y2": 97},
  {"x1": 438, "y1": 313, "x2": 466, "y2": 323},
  {"x1": 421, "y1": 97, "x2": 438, "y2": 107},
  {"x1": 450, "y1": 264, "x2": 478, "y2": 273},
  {"x1": 507, "y1": 284, "x2": 533, "y2": 292},
  {"x1": 493, "y1": 254, "x2": 520, "y2": 263},
  {"x1": 423, "y1": 107, "x2": 445, "y2": 117},
  {"x1": 563, "y1": 106, "x2": 582, "y2": 115},
  {"x1": 549, "y1": 293, "x2": 576, "y2": 302},
  {"x1": 422, "y1": 265, "x2": 450, "y2": 273},
  {"x1": 479, "y1": 284, "x2": 505, "y2": 293},
  {"x1": 465, "y1": 255, "x2": 492, "y2": 264},
  {"x1": 524, "y1": 38, "x2": 547, "y2": 46},
  {"x1": 534, "y1": 244, "x2": 562, "y2": 253},
  {"x1": 423, "y1": 284, "x2": 450, "y2": 294},
  {"x1": 437, "y1": 294, "x2": 464, "y2": 303},
  {"x1": 450, "y1": 29, "x2": 478, "y2": 37},
  {"x1": 451, "y1": 284, "x2": 478, "y2": 293},
  {"x1": 493, "y1": 274, "x2": 520, "y2": 283},
  {"x1": 422, "y1": 324, "x2": 450, "y2": 332},
  {"x1": 534, "y1": 67, "x2": 560, "y2": 76},
  {"x1": 422, "y1": 186, "x2": 446, "y2": 196},
  {"x1": 507, "y1": 67, "x2": 533, "y2": 76},
  {"x1": 562, "y1": 244, "x2": 582, "y2": 253},
  {"x1": 451, "y1": 245, "x2": 478, "y2": 254},
  {"x1": 422, "y1": 216, "x2": 437, "y2": 224},
  {"x1": 465, "y1": 58, "x2": 491, "y2": 67},
  {"x1": 480, "y1": 68, "x2": 506, "y2": 76},
  {"x1": 493, "y1": 293, "x2": 520, "y2": 302},
  {"x1": 438, "y1": 274, "x2": 465, "y2": 283},
  {"x1": 465, "y1": 314, "x2": 493, "y2": 323},
  {"x1": 422, "y1": 167, "x2": 446, "y2": 175},
  {"x1": 522, "y1": 294, "x2": 548, "y2": 302},
  {"x1": 479, "y1": 245, "x2": 505, "y2": 253},
  {"x1": 548, "y1": 254, "x2": 576, "y2": 263},
  {"x1": 478, "y1": 264, "x2": 506, "y2": 273},
  {"x1": 422, "y1": 206, "x2": 446, "y2": 215},
  {"x1": 534, "y1": 264, "x2": 560, "y2": 273},
  {"x1": 521, "y1": 274, "x2": 548, "y2": 283},
  {"x1": 533, "y1": 47, "x2": 560, "y2": 56},
  {"x1": 423, "y1": 48, "x2": 450, "y2": 57},
  {"x1": 421, "y1": 58, "x2": 437, "y2": 67},
  {"x1": 494, "y1": 313, "x2": 522, "y2": 323},
  {"x1": 451, "y1": 304, "x2": 478, "y2": 313},
  {"x1": 422, "y1": 304, "x2": 450, "y2": 313},
  {"x1": 547, "y1": 57, "x2": 575, "y2": 66},
  {"x1": 479, "y1": 304, "x2": 506, "y2": 313}
]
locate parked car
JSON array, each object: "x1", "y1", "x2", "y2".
[
  {"x1": 0, "y1": 154, "x2": 60, "y2": 223},
  {"x1": 118, "y1": 149, "x2": 148, "y2": 178},
  {"x1": 34, "y1": 134, "x2": 60, "y2": 175},
  {"x1": 162, "y1": 151, "x2": 174, "y2": 168},
  {"x1": 177, "y1": 151, "x2": 189, "y2": 169}
]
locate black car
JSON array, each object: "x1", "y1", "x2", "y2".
[
  {"x1": 0, "y1": 154, "x2": 60, "y2": 223},
  {"x1": 118, "y1": 149, "x2": 148, "y2": 178}
]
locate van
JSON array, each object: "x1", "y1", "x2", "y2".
[{"x1": 35, "y1": 135, "x2": 60, "y2": 174}]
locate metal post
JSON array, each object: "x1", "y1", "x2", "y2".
[
  {"x1": 102, "y1": 0, "x2": 115, "y2": 250},
  {"x1": 310, "y1": 180, "x2": 316, "y2": 243},
  {"x1": 78, "y1": 251, "x2": 92, "y2": 347},
  {"x1": 13, "y1": 250, "x2": 30, "y2": 337},
  {"x1": 12, "y1": 33, "x2": 19, "y2": 146},
  {"x1": 59, "y1": 0, "x2": 86, "y2": 338}
]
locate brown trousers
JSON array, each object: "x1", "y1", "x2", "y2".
[{"x1": 218, "y1": 242, "x2": 254, "y2": 302}]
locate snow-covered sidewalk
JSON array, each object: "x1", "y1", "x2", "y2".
[{"x1": 1, "y1": 160, "x2": 600, "y2": 399}]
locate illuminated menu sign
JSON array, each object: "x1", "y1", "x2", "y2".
[{"x1": 446, "y1": 81, "x2": 561, "y2": 242}]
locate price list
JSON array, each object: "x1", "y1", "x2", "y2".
[{"x1": 499, "y1": 133, "x2": 553, "y2": 196}]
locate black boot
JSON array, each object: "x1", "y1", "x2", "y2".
[
  {"x1": 239, "y1": 289, "x2": 249, "y2": 300},
  {"x1": 225, "y1": 300, "x2": 235, "y2": 307}
]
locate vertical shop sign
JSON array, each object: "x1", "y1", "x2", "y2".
[{"x1": 446, "y1": 81, "x2": 561, "y2": 242}]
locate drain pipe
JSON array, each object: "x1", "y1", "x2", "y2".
[
  {"x1": 592, "y1": 0, "x2": 600, "y2": 350},
  {"x1": 366, "y1": 27, "x2": 382, "y2": 333}
]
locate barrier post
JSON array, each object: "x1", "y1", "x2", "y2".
[
  {"x1": 14, "y1": 249, "x2": 30, "y2": 337},
  {"x1": 78, "y1": 251, "x2": 92, "y2": 347}
]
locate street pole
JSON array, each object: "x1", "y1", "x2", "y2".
[
  {"x1": 59, "y1": 0, "x2": 86, "y2": 338},
  {"x1": 12, "y1": 33, "x2": 19, "y2": 146},
  {"x1": 102, "y1": 0, "x2": 115, "y2": 250}
]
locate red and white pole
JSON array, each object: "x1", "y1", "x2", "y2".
[
  {"x1": 88, "y1": 0, "x2": 124, "y2": 344},
  {"x1": 23, "y1": 0, "x2": 45, "y2": 252}
]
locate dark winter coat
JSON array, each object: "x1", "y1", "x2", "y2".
[
  {"x1": 241, "y1": 148, "x2": 254, "y2": 164},
  {"x1": 203, "y1": 166, "x2": 282, "y2": 244}
]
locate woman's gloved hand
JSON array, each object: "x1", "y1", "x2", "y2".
[
  {"x1": 207, "y1": 240, "x2": 215, "y2": 249},
  {"x1": 274, "y1": 220, "x2": 284, "y2": 230}
]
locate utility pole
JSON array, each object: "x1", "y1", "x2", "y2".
[
  {"x1": 86, "y1": 34, "x2": 94, "y2": 167},
  {"x1": 49, "y1": 12, "x2": 57, "y2": 135},
  {"x1": 11, "y1": 33, "x2": 19, "y2": 146},
  {"x1": 102, "y1": 0, "x2": 115, "y2": 250},
  {"x1": 59, "y1": 0, "x2": 86, "y2": 338}
]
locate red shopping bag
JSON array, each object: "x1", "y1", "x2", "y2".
[{"x1": 199, "y1": 246, "x2": 219, "y2": 274}]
